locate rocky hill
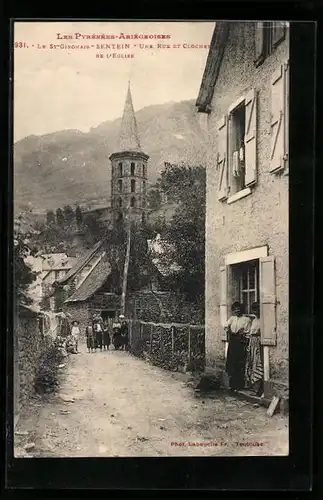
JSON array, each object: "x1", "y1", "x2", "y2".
[{"x1": 14, "y1": 99, "x2": 207, "y2": 213}]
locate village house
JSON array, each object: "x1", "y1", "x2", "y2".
[
  {"x1": 196, "y1": 22, "x2": 289, "y2": 399},
  {"x1": 41, "y1": 255, "x2": 77, "y2": 310},
  {"x1": 24, "y1": 253, "x2": 77, "y2": 309}
]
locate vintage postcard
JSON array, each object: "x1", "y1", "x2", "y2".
[{"x1": 13, "y1": 20, "x2": 289, "y2": 459}]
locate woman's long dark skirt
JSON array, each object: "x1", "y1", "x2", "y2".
[
  {"x1": 113, "y1": 333, "x2": 122, "y2": 350},
  {"x1": 226, "y1": 333, "x2": 247, "y2": 390}
]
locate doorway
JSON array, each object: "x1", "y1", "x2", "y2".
[
  {"x1": 101, "y1": 310, "x2": 116, "y2": 320},
  {"x1": 100, "y1": 310, "x2": 117, "y2": 329},
  {"x1": 230, "y1": 259, "x2": 264, "y2": 395}
]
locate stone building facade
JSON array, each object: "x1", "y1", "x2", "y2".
[{"x1": 196, "y1": 22, "x2": 289, "y2": 398}]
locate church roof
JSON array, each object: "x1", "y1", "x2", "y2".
[
  {"x1": 64, "y1": 256, "x2": 112, "y2": 303},
  {"x1": 118, "y1": 82, "x2": 142, "y2": 152}
]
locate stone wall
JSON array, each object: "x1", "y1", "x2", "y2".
[
  {"x1": 15, "y1": 308, "x2": 51, "y2": 419},
  {"x1": 62, "y1": 302, "x2": 90, "y2": 339},
  {"x1": 89, "y1": 293, "x2": 121, "y2": 317}
]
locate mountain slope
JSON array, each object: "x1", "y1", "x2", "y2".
[{"x1": 14, "y1": 99, "x2": 207, "y2": 212}]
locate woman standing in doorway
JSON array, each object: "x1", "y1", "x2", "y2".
[
  {"x1": 225, "y1": 302, "x2": 251, "y2": 391},
  {"x1": 245, "y1": 302, "x2": 264, "y2": 396}
]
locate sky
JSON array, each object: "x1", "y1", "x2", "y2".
[{"x1": 14, "y1": 21, "x2": 215, "y2": 142}]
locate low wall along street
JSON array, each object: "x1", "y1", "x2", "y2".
[
  {"x1": 129, "y1": 320, "x2": 205, "y2": 373},
  {"x1": 14, "y1": 307, "x2": 60, "y2": 427}
]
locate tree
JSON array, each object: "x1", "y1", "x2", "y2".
[
  {"x1": 127, "y1": 225, "x2": 150, "y2": 292},
  {"x1": 75, "y1": 205, "x2": 83, "y2": 227},
  {"x1": 56, "y1": 207, "x2": 65, "y2": 226},
  {"x1": 81, "y1": 212, "x2": 107, "y2": 247},
  {"x1": 14, "y1": 218, "x2": 37, "y2": 306},
  {"x1": 147, "y1": 188, "x2": 162, "y2": 211},
  {"x1": 152, "y1": 163, "x2": 206, "y2": 305},
  {"x1": 63, "y1": 205, "x2": 75, "y2": 225},
  {"x1": 46, "y1": 210, "x2": 56, "y2": 226}
]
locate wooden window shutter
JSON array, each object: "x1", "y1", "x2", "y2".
[
  {"x1": 270, "y1": 64, "x2": 285, "y2": 173},
  {"x1": 217, "y1": 115, "x2": 228, "y2": 201},
  {"x1": 219, "y1": 265, "x2": 228, "y2": 341},
  {"x1": 254, "y1": 22, "x2": 266, "y2": 67},
  {"x1": 244, "y1": 89, "x2": 258, "y2": 186},
  {"x1": 259, "y1": 256, "x2": 277, "y2": 346},
  {"x1": 272, "y1": 21, "x2": 286, "y2": 47}
]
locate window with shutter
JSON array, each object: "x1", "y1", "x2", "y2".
[
  {"x1": 270, "y1": 65, "x2": 285, "y2": 173},
  {"x1": 272, "y1": 21, "x2": 286, "y2": 47},
  {"x1": 254, "y1": 22, "x2": 288, "y2": 66},
  {"x1": 231, "y1": 259, "x2": 259, "y2": 314},
  {"x1": 219, "y1": 91, "x2": 259, "y2": 202},
  {"x1": 259, "y1": 256, "x2": 277, "y2": 346},
  {"x1": 254, "y1": 22, "x2": 266, "y2": 67},
  {"x1": 228, "y1": 103, "x2": 246, "y2": 195},
  {"x1": 219, "y1": 265, "x2": 228, "y2": 341},
  {"x1": 217, "y1": 116, "x2": 228, "y2": 201},
  {"x1": 244, "y1": 89, "x2": 258, "y2": 186}
]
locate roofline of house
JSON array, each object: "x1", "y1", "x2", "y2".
[
  {"x1": 195, "y1": 22, "x2": 230, "y2": 113},
  {"x1": 41, "y1": 265, "x2": 74, "y2": 281},
  {"x1": 64, "y1": 291, "x2": 119, "y2": 304},
  {"x1": 57, "y1": 240, "x2": 103, "y2": 285}
]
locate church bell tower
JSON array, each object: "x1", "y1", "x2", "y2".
[{"x1": 109, "y1": 82, "x2": 149, "y2": 225}]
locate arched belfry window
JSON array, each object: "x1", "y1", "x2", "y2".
[
  {"x1": 130, "y1": 197, "x2": 136, "y2": 208},
  {"x1": 118, "y1": 179, "x2": 123, "y2": 192},
  {"x1": 142, "y1": 199, "x2": 146, "y2": 208},
  {"x1": 131, "y1": 179, "x2": 136, "y2": 193},
  {"x1": 143, "y1": 180, "x2": 146, "y2": 192},
  {"x1": 142, "y1": 164, "x2": 146, "y2": 177},
  {"x1": 117, "y1": 212, "x2": 123, "y2": 223},
  {"x1": 118, "y1": 197, "x2": 122, "y2": 207},
  {"x1": 131, "y1": 162, "x2": 135, "y2": 176},
  {"x1": 118, "y1": 162, "x2": 123, "y2": 177}
]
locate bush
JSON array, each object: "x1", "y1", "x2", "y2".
[
  {"x1": 129, "y1": 339, "x2": 146, "y2": 358},
  {"x1": 34, "y1": 343, "x2": 65, "y2": 395}
]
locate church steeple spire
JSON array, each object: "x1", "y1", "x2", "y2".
[
  {"x1": 118, "y1": 81, "x2": 141, "y2": 152},
  {"x1": 109, "y1": 81, "x2": 149, "y2": 226}
]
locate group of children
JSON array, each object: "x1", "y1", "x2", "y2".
[{"x1": 84, "y1": 314, "x2": 129, "y2": 353}]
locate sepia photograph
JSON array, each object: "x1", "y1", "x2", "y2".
[{"x1": 13, "y1": 20, "x2": 289, "y2": 459}]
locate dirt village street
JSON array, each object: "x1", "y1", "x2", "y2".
[{"x1": 15, "y1": 342, "x2": 288, "y2": 458}]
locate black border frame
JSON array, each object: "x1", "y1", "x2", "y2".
[{"x1": 2, "y1": 3, "x2": 318, "y2": 494}]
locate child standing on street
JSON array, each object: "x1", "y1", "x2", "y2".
[
  {"x1": 85, "y1": 321, "x2": 95, "y2": 353},
  {"x1": 71, "y1": 320, "x2": 81, "y2": 353}
]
